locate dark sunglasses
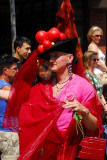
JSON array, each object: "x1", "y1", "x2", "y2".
[
  {"x1": 92, "y1": 58, "x2": 99, "y2": 62},
  {"x1": 93, "y1": 35, "x2": 102, "y2": 38}
]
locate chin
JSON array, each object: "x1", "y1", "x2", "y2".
[
  {"x1": 51, "y1": 68, "x2": 57, "y2": 73},
  {"x1": 24, "y1": 57, "x2": 28, "y2": 59},
  {"x1": 51, "y1": 66, "x2": 57, "y2": 72},
  {"x1": 51, "y1": 70, "x2": 57, "y2": 73}
]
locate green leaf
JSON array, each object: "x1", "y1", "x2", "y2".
[
  {"x1": 78, "y1": 115, "x2": 82, "y2": 120},
  {"x1": 73, "y1": 112, "x2": 85, "y2": 137}
]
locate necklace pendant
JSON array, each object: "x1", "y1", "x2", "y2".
[{"x1": 57, "y1": 88, "x2": 60, "y2": 92}]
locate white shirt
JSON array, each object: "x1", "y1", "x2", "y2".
[{"x1": 94, "y1": 48, "x2": 105, "y2": 74}]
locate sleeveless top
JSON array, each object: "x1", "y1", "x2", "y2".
[
  {"x1": 0, "y1": 80, "x2": 11, "y2": 132},
  {"x1": 86, "y1": 71, "x2": 103, "y2": 99},
  {"x1": 94, "y1": 48, "x2": 105, "y2": 74}
]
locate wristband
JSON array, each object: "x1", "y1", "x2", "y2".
[{"x1": 83, "y1": 109, "x2": 90, "y2": 117}]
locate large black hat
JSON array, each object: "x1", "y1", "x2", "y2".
[{"x1": 38, "y1": 37, "x2": 78, "y2": 60}]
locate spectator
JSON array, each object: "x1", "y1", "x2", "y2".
[
  {"x1": 13, "y1": 37, "x2": 31, "y2": 69},
  {"x1": 87, "y1": 26, "x2": 107, "y2": 84},
  {"x1": 35, "y1": 60, "x2": 52, "y2": 84},
  {"x1": 83, "y1": 50, "x2": 107, "y2": 160},
  {"x1": 83, "y1": 50, "x2": 107, "y2": 113},
  {"x1": 0, "y1": 54, "x2": 19, "y2": 160}
]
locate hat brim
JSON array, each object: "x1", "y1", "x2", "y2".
[{"x1": 38, "y1": 37, "x2": 78, "y2": 60}]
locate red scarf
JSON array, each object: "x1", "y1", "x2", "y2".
[
  {"x1": 17, "y1": 81, "x2": 104, "y2": 160},
  {"x1": 3, "y1": 49, "x2": 104, "y2": 160}
]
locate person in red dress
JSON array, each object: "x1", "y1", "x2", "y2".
[{"x1": 4, "y1": 28, "x2": 104, "y2": 160}]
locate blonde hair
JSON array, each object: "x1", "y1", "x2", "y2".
[
  {"x1": 83, "y1": 51, "x2": 98, "y2": 69},
  {"x1": 87, "y1": 26, "x2": 103, "y2": 43}
]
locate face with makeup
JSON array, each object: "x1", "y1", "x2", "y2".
[
  {"x1": 91, "y1": 30, "x2": 103, "y2": 45},
  {"x1": 49, "y1": 51, "x2": 73, "y2": 73}
]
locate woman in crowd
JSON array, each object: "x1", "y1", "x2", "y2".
[
  {"x1": 4, "y1": 28, "x2": 104, "y2": 160},
  {"x1": 83, "y1": 50, "x2": 107, "y2": 113},
  {"x1": 87, "y1": 26, "x2": 107, "y2": 84}
]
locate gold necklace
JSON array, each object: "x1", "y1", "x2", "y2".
[
  {"x1": 57, "y1": 78, "x2": 70, "y2": 84},
  {"x1": 56, "y1": 78, "x2": 69, "y2": 92}
]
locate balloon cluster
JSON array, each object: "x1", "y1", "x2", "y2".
[{"x1": 35, "y1": 27, "x2": 66, "y2": 53}]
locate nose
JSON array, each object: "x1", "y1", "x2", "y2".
[{"x1": 28, "y1": 49, "x2": 31, "y2": 54}]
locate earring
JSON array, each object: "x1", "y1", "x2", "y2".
[{"x1": 67, "y1": 61, "x2": 73, "y2": 80}]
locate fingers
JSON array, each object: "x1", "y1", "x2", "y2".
[
  {"x1": 72, "y1": 108, "x2": 75, "y2": 111},
  {"x1": 62, "y1": 103, "x2": 73, "y2": 109},
  {"x1": 62, "y1": 102, "x2": 78, "y2": 111},
  {"x1": 62, "y1": 99, "x2": 85, "y2": 113},
  {"x1": 62, "y1": 101, "x2": 76, "y2": 108}
]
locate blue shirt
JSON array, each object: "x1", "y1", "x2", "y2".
[{"x1": 0, "y1": 80, "x2": 11, "y2": 132}]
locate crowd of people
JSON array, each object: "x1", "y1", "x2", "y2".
[
  {"x1": 87, "y1": 26, "x2": 107, "y2": 85},
  {"x1": 0, "y1": 25, "x2": 107, "y2": 160},
  {"x1": 0, "y1": 54, "x2": 19, "y2": 160}
]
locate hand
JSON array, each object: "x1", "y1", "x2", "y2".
[
  {"x1": 97, "y1": 60, "x2": 107, "y2": 72},
  {"x1": 97, "y1": 60, "x2": 104, "y2": 67},
  {"x1": 104, "y1": 104, "x2": 107, "y2": 114},
  {"x1": 62, "y1": 99, "x2": 88, "y2": 115}
]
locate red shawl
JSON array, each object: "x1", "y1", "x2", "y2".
[
  {"x1": 17, "y1": 81, "x2": 104, "y2": 160},
  {"x1": 3, "y1": 49, "x2": 104, "y2": 160}
]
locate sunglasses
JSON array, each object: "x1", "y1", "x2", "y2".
[
  {"x1": 93, "y1": 35, "x2": 102, "y2": 38},
  {"x1": 92, "y1": 58, "x2": 99, "y2": 62}
]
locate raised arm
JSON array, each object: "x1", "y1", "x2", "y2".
[{"x1": 88, "y1": 43, "x2": 107, "y2": 72}]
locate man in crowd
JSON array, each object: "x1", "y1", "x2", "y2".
[
  {"x1": 0, "y1": 54, "x2": 19, "y2": 160},
  {"x1": 13, "y1": 36, "x2": 31, "y2": 69}
]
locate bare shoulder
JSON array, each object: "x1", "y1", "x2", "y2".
[{"x1": 88, "y1": 43, "x2": 98, "y2": 52}]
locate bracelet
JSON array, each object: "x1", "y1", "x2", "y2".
[
  {"x1": 83, "y1": 109, "x2": 90, "y2": 117},
  {"x1": 104, "y1": 103, "x2": 107, "y2": 106}
]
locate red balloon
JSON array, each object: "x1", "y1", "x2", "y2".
[
  {"x1": 60, "y1": 33, "x2": 66, "y2": 40},
  {"x1": 43, "y1": 40, "x2": 52, "y2": 49},
  {"x1": 37, "y1": 45, "x2": 45, "y2": 53},
  {"x1": 35, "y1": 31, "x2": 47, "y2": 44},
  {"x1": 48, "y1": 27, "x2": 60, "y2": 42}
]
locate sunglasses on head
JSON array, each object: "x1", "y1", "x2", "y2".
[{"x1": 92, "y1": 58, "x2": 99, "y2": 62}]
